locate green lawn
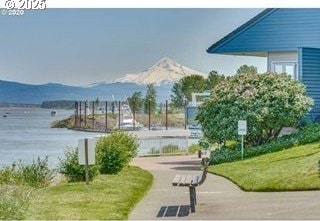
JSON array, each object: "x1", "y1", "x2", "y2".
[
  {"x1": 26, "y1": 166, "x2": 153, "y2": 220},
  {"x1": 209, "y1": 142, "x2": 320, "y2": 191}
]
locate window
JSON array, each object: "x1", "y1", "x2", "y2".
[{"x1": 271, "y1": 62, "x2": 298, "y2": 79}]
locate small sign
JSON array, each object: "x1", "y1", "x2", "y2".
[
  {"x1": 78, "y1": 138, "x2": 96, "y2": 165},
  {"x1": 238, "y1": 120, "x2": 247, "y2": 135}
]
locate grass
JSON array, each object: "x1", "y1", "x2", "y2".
[
  {"x1": 26, "y1": 166, "x2": 153, "y2": 220},
  {"x1": 0, "y1": 185, "x2": 31, "y2": 220},
  {"x1": 209, "y1": 142, "x2": 320, "y2": 191}
]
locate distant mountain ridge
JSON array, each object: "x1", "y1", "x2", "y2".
[
  {"x1": 114, "y1": 57, "x2": 207, "y2": 86},
  {"x1": 0, "y1": 80, "x2": 173, "y2": 104},
  {"x1": 0, "y1": 58, "x2": 206, "y2": 104}
]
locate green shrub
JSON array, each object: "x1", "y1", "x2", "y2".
[
  {"x1": 225, "y1": 140, "x2": 238, "y2": 149},
  {"x1": 147, "y1": 145, "x2": 184, "y2": 155},
  {"x1": 211, "y1": 123, "x2": 320, "y2": 165},
  {"x1": 199, "y1": 138, "x2": 210, "y2": 149},
  {"x1": 148, "y1": 147, "x2": 160, "y2": 155},
  {"x1": 0, "y1": 185, "x2": 31, "y2": 220},
  {"x1": 58, "y1": 148, "x2": 99, "y2": 182},
  {"x1": 162, "y1": 144, "x2": 181, "y2": 154},
  {"x1": 96, "y1": 131, "x2": 138, "y2": 174},
  {"x1": 0, "y1": 166, "x2": 19, "y2": 185},
  {"x1": 188, "y1": 144, "x2": 201, "y2": 154},
  {"x1": 51, "y1": 117, "x2": 73, "y2": 128},
  {"x1": 0, "y1": 157, "x2": 53, "y2": 188}
]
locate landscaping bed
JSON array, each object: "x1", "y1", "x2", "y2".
[
  {"x1": 210, "y1": 123, "x2": 320, "y2": 165},
  {"x1": 209, "y1": 142, "x2": 320, "y2": 191}
]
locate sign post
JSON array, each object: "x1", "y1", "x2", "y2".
[
  {"x1": 238, "y1": 120, "x2": 247, "y2": 160},
  {"x1": 78, "y1": 138, "x2": 96, "y2": 184},
  {"x1": 84, "y1": 139, "x2": 89, "y2": 184}
]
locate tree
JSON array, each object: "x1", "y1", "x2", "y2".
[
  {"x1": 181, "y1": 75, "x2": 207, "y2": 101},
  {"x1": 171, "y1": 73, "x2": 225, "y2": 108},
  {"x1": 171, "y1": 75, "x2": 207, "y2": 108},
  {"x1": 127, "y1": 91, "x2": 143, "y2": 113},
  {"x1": 197, "y1": 72, "x2": 313, "y2": 146},
  {"x1": 94, "y1": 97, "x2": 100, "y2": 110},
  {"x1": 236, "y1": 65, "x2": 258, "y2": 75},
  {"x1": 206, "y1": 70, "x2": 225, "y2": 90},
  {"x1": 144, "y1": 84, "x2": 157, "y2": 114},
  {"x1": 170, "y1": 82, "x2": 184, "y2": 108}
]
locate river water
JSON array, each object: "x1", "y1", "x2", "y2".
[
  {"x1": 0, "y1": 107, "x2": 99, "y2": 168},
  {"x1": 0, "y1": 107, "x2": 198, "y2": 169}
]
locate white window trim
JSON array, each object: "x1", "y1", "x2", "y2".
[{"x1": 271, "y1": 61, "x2": 298, "y2": 80}]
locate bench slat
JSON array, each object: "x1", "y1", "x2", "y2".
[
  {"x1": 184, "y1": 175, "x2": 193, "y2": 186},
  {"x1": 172, "y1": 175, "x2": 181, "y2": 186},
  {"x1": 178, "y1": 175, "x2": 187, "y2": 186}
]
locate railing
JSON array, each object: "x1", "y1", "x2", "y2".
[{"x1": 129, "y1": 130, "x2": 190, "y2": 156}]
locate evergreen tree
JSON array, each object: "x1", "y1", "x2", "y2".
[
  {"x1": 206, "y1": 71, "x2": 225, "y2": 90},
  {"x1": 236, "y1": 64, "x2": 258, "y2": 75},
  {"x1": 127, "y1": 91, "x2": 143, "y2": 113},
  {"x1": 170, "y1": 74, "x2": 207, "y2": 108},
  {"x1": 170, "y1": 82, "x2": 185, "y2": 108},
  {"x1": 144, "y1": 84, "x2": 157, "y2": 114}
]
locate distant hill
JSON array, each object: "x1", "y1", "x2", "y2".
[
  {"x1": 0, "y1": 80, "x2": 173, "y2": 104},
  {"x1": 40, "y1": 100, "x2": 76, "y2": 109}
]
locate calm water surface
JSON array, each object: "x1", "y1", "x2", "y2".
[{"x1": 0, "y1": 107, "x2": 99, "y2": 168}]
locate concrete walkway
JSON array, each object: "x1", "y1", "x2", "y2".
[{"x1": 129, "y1": 155, "x2": 320, "y2": 220}]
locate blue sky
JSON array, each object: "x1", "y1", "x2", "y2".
[{"x1": 0, "y1": 8, "x2": 266, "y2": 85}]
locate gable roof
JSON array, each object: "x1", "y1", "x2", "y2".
[{"x1": 207, "y1": 8, "x2": 277, "y2": 54}]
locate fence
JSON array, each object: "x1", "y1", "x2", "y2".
[
  {"x1": 94, "y1": 130, "x2": 190, "y2": 156},
  {"x1": 73, "y1": 100, "x2": 190, "y2": 133},
  {"x1": 129, "y1": 130, "x2": 190, "y2": 156}
]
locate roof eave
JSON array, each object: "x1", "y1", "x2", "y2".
[{"x1": 207, "y1": 8, "x2": 277, "y2": 54}]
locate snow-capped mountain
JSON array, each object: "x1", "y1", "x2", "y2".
[{"x1": 114, "y1": 57, "x2": 207, "y2": 86}]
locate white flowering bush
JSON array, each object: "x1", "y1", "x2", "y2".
[{"x1": 197, "y1": 72, "x2": 313, "y2": 146}]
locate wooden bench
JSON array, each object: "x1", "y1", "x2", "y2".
[{"x1": 172, "y1": 158, "x2": 210, "y2": 213}]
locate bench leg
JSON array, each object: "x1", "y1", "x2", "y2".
[
  {"x1": 189, "y1": 186, "x2": 196, "y2": 213},
  {"x1": 194, "y1": 187, "x2": 197, "y2": 205}
]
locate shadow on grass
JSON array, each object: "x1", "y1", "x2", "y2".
[
  {"x1": 269, "y1": 151, "x2": 319, "y2": 163},
  {"x1": 157, "y1": 205, "x2": 190, "y2": 218}
]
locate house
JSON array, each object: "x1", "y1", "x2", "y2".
[{"x1": 207, "y1": 8, "x2": 320, "y2": 118}]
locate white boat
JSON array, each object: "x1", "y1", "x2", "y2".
[{"x1": 118, "y1": 119, "x2": 143, "y2": 130}]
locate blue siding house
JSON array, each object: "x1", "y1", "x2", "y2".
[{"x1": 207, "y1": 8, "x2": 320, "y2": 117}]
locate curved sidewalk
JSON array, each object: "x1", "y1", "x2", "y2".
[{"x1": 129, "y1": 155, "x2": 320, "y2": 220}]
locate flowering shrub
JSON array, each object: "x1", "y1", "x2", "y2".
[{"x1": 197, "y1": 72, "x2": 313, "y2": 146}]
